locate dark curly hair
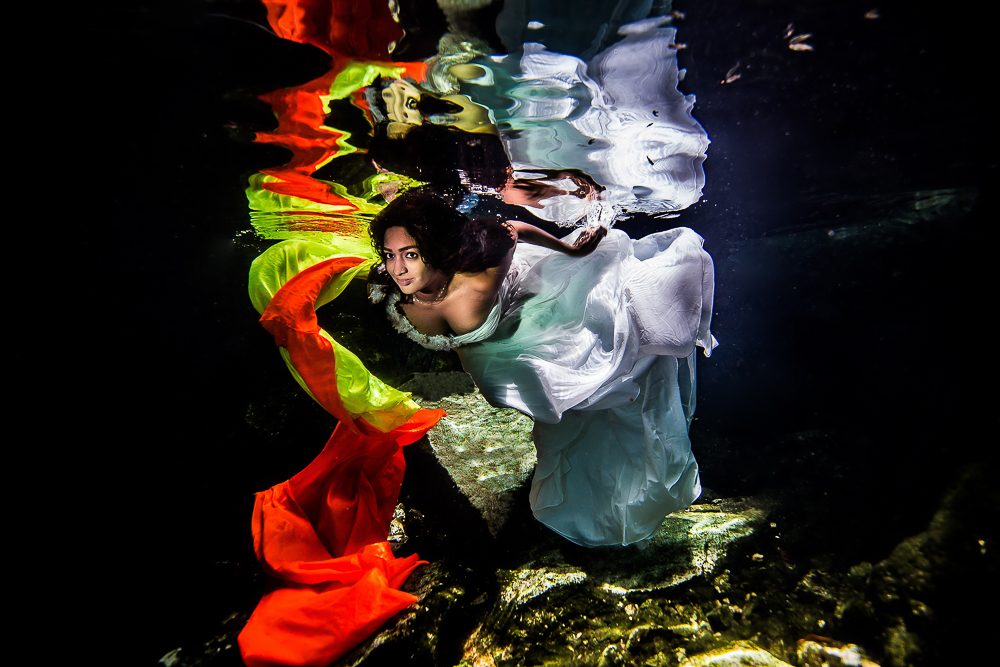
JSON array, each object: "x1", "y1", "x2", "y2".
[
  {"x1": 368, "y1": 190, "x2": 515, "y2": 292},
  {"x1": 367, "y1": 124, "x2": 511, "y2": 193}
]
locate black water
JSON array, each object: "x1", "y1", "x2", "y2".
[{"x1": 85, "y1": 0, "x2": 992, "y2": 663}]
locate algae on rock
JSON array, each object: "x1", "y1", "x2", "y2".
[{"x1": 456, "y1": 499, "x2": 774, "y2": 667}]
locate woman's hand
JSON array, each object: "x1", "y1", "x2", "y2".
[{"x1": 564, "y1": 226, "x2": 607, "y2": 256}]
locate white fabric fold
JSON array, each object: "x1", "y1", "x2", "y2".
[{"x1": 395, "y1": 228, "x2": 715, "y2": 546}]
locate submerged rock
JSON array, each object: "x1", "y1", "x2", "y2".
[
  {"x1": 456, "y1": 498, "x2": 773, "y2": 666},
  {"x1": 796, "y1": 637, "x2": 880, "y2": 667},
  {"x1": 401, "y1": 372, "x2": 537, "y2": 536},
  {"x1": 681, "y1": 641, "x2": 794, "y2": 667},
  {"x1": 592, "y1": 501, "x2": 771, "y2": 593},
  {"x1": 337, "y1": 463, "x2": 775, "y2": 667},
  {"x1": 334, "y1": 560, "x2": 484, "y2": 667}
]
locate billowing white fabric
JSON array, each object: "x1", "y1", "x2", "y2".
[{"x1": 399, "y1": 228, "x2": 716, "y2": 546}]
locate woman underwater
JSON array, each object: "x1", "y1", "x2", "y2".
[{"x1": 368, "y1": 191, "x2": 717, "y2": 547}]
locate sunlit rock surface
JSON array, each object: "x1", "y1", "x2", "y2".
[
  {"x1": 328, "y1": 486, "x2": 775, "y2": 667},
  {"x1": 680, "y1": 641, "x2": 794, "y2": 667},
  {"x1": 401, "y1": 372, "x2": 537, "y2": 536},
  {"x1": 454, "y1": 498, "x2": 772, "y2": 666},
  {"x1": 796, "y1": 637, "x2": 880, "y2": 667},
  {"x1": 334, "y1": 560, "x2": 481, "y2": 667}
]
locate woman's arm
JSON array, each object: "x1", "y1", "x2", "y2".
[{"x1": 509, "y1": 220, "x2": 607, "y2": 257}]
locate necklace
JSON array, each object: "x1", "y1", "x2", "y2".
[{"x1": 411, "y1": 279, "x2": 448, "y2": 305}]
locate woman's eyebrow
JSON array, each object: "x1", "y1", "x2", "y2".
[{"x1": 387, "y1": 245, "x2": 419, "y2": 252}]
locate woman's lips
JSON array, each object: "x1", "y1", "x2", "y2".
[{"x1": 396, "y1": 277, "x2": 413, "y2": 287}]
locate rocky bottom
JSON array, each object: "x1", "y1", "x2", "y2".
[{"x1": 161, "y1": 374, "x2": 994, "y2": 667}]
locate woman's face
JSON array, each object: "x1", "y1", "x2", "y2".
[{"x1": 383, "y1": 226, "x2": 436, "y2": 295}]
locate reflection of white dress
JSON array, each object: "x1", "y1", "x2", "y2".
[
  {"x1": 459, "y1": 17, "x2": 709, "y2": 225},
  {"x1": 387, "y1": 228, "x2": 716, "y2": 547}
]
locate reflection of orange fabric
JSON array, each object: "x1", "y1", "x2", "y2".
[
  {"x1": 253, "y1": 60, "x2": 426, "y2": 211},
  {"x1": 262, "y1": 0, "x2": 403, "y2": 60},
  {"x1": 239, "y1": 255, "x2": 444, "y2": 666},
  {"x1": 253, "y1": 1, "x2": 429, "y2": 213},
  {"x1": 255, "y1": 69, "x2": 355, "y2": 210}
]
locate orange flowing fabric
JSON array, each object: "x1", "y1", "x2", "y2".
[{"x1": 239, "y1": 255, "x2": 445, "y2": 666}]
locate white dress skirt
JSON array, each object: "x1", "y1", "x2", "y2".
[{"x1": 386, "y1": 227, "x2": 717, "y2": 546}]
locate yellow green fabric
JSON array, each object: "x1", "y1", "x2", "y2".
[{"x1": 250, "y1": 237, "x2": 421, "y2": 432}]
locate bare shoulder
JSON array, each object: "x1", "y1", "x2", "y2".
[{"x1": 442, "y1": 263, "x2": 509, "y2": 335}]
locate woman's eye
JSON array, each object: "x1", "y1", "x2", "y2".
[
  {"x1": 405, "y1": 96, "x2": 418, "y2": 109},
  {"x1": 405, "y1": 252, "x2": 419, "y2": 259}
]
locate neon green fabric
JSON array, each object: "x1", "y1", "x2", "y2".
[{"x1": 249, "y1": 237, "x2": 377, "y2": 313}]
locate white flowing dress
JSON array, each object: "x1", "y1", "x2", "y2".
[{"x1": 386, "y1": 228, "x2": 717, "y2": 547}]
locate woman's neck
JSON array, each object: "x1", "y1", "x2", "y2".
[{"x1": 411, "y1": 272, "x2": 450, "y2": 305}]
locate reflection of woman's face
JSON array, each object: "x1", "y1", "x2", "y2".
[
  {"x1": 383, "y1": 226, "x2": 434, "y2": 294},
  {"x1": 382, "y1": 80, "x2": 423, "y2": 126}
]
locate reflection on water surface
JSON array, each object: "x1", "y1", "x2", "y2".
[{"x1": 247, "y1": 0, "x2": 708, "y2": 243}]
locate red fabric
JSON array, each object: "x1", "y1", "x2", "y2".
[
  {"x1": 262, "y1": 0, "x2": 403, "y2": 60},
  {"x1": 259, "y1": 256, "x2": 367, "y2": 426},
  {"x1": 238, "y1": 424, "x2": 429, "y2": 667},
  {"x1": 240, "y1": 255, "x2": 445, "y2": 666}
]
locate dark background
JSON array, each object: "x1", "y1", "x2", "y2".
[{"x1": 81, "y1": 0, "x2": 991, "y2": 661}]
